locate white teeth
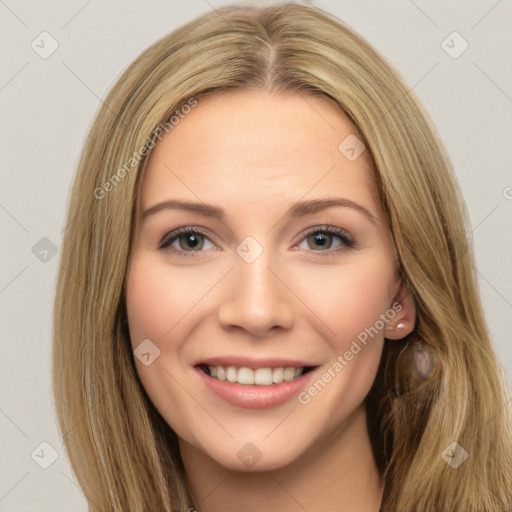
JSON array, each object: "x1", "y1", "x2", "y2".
[
  {"x1": 283, "y1": 367, "x2": 296, "y2": 382},
  {"x1": 238, "y1": 367, "x2": 255, "y2": 385},
  {"x1": 225, "y1": 366, "x2": 237, "y2": 383},
  {"x1": 205, "y1": 365, "x2": 307, "y2": 385},
  {"x1": 254, "y1": 368, "x2": 273, "y2": 385},
  {"x1": 272, "y1": 367, "x2": 284, "y2": 384}
]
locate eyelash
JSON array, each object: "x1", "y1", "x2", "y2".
[{"x1": 159, "y1": 225, "x2": 355, "y2": 258}]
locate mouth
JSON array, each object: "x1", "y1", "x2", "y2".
[
  {"x1": 197, "y1": 363, "x2": 316, "y2": 386},
  {"x1": 194, "y1": 360, "x2": 319, "y2": 409}
]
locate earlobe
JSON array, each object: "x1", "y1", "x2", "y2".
[{"x1": 385, "y1": 282, "x2": 416, "y2": 340}]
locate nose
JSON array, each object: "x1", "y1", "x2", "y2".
[{"x1": 217, "y1": 253, "x2": 295, "y2": 337}]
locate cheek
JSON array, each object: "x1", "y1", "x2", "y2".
[
  {"x1": 300, "y1": 258, "x2": 395, "y2": 348},
  {"x1": 125, "y1": 255, "x2": 206, "y2": 345},
  {"x1": 125, "y1": 259, "x2": 169, "y2": 345},
  {"x1": 294, "y1": 262, "x2": 394, "y2": 422},
  {"x1": 125, "y1": 255, "x2": 201, "y2": 439}
]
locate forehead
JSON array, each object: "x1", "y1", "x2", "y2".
[{"x1": 139, "y1": 90, "x2": 380, "y2": 220}]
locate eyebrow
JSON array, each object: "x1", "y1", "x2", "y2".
[{"x1": 142, "y1": 197, "x2": 377, "y2": 224}]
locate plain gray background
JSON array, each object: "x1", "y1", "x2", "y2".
[{"x1": 1, "y1": 0, "x2": 511, "y2": 510}]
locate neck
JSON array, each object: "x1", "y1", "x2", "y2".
[{"x1": 180, "y1": 405, "x2": 384, "y2": 512}]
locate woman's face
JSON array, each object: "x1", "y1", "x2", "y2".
[{"x1": 126, "y1": 90, "x2": 413, "y2": 471}]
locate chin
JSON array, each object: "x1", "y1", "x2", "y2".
[{"x1": 193, "y1": 425, "x2": 315, "y2": 473}]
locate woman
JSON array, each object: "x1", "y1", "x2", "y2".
[{"x1": 52, "y1": 3, "x2": 512, "y2": 511}]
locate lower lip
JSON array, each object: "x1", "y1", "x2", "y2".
[{"x1": 195, "y1": 367, "x2": 315, "y2": 409}]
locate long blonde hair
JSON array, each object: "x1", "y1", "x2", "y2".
[{"x1": 52, "y1": 3, "x2": 512, "y2": 511}]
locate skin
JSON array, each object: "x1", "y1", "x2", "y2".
[{"x1": 125, "y1": 90, "x2": 416, "y2": 512}]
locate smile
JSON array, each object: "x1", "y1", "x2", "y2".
[
  {"x1": 195, "y1": 362, "x2": 318, "y2": 409},
  {"x1": 199, "y1": 364, "x2": 314, "y2": 386}
]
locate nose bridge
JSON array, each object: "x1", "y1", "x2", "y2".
[
  {"x1": 238, "y1": 252, "x2": 276, "y2": 300},
  {"x1": 234, "y1": 234, "x2": 279, "y2": 297},
  {"x1": 217, "y1": 240, "x2": 295, "y2": 335}
]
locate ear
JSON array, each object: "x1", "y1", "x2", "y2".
[{"x1": 384, "y1": 281, "x2": 416, "y2": 340}]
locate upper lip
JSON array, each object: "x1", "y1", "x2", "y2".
[{"x1": 195, "y1": 356, "x2": 319, "y2": 369}]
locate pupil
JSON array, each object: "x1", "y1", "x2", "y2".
[
  {"x1": 310, "y1": 232, "x2": 331, "y2": 249},
  {"x1": 181, "y1": 233, "x2": 202, "y2": 250}
]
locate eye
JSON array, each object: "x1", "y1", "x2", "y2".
[
  {"x1": 159, "y1": 225, "x2": 355, "y2": 257},
  {"x1": 296, "y1": 226, "x2": 354, "y2": 254},
  {"x1": 159, "y1": 227, "x2": 216, "y2": 255}
]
